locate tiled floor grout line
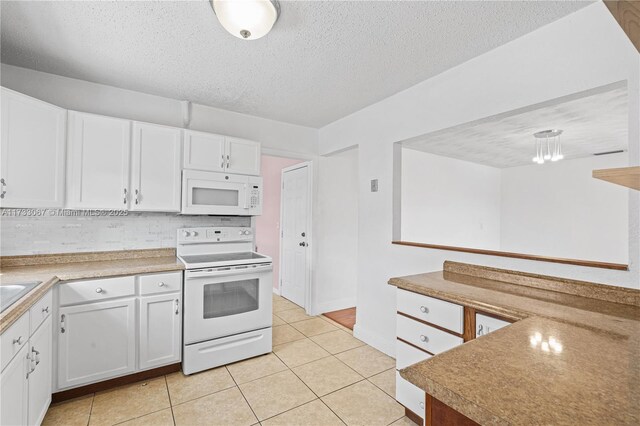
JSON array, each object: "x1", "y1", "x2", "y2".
[
  {"x1": 224, "y1": 365, "x2": 262, "y2": 425},
  {"x1": 164, "y1": 375, "x2": 177, "y2": 426},
  {"x1": 271, "y1": 345, "x2": 373, "y2": 426},
  {"x1": 86, "y1": 393, "x2": 95, "y2": 426}
]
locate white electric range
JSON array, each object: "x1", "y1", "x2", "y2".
[{"x1": 177, "y1": 226, "x2": 273, "y2": 375}]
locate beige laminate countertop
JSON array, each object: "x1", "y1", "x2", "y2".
[
  {"x1": 0, "y1": 249, "x2": 184, "y2": 334},
  {"x1": 389, "y1": 265, "x2": 640, "y2": 425}
]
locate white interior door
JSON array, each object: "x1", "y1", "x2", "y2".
[{"x1": 280, "y1": 164, "x2": 311, "y2": 309}]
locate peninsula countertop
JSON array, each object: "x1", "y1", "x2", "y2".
[
  {"x1": 389, "y1": 262, "x2": 640, "y2": 425},
  {"x1": 0, "y1": 248, "x2": 184, "y2": 333}
]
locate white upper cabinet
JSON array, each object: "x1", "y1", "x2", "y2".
[
  {"x1": 184, "y1": 131, "x2": 261, "y2": 176},
  {"x1": 183, "y1": 130, "x2": 225, "y2": 172},
  {"x1": 225, "y1": 137, "x2": 261, "y2": 176},
  {"x1": 0, "y1": 88, "x2": 66, "y2": 208},
  {"x1": 67, "y1": 111, "x2": 131, "y2": 209},
  {"x1": 130, "y1": 122, "x2": 182, "y2": 212}
]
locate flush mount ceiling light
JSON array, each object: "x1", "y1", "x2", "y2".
[
  {"x1": 211, "y1": 0, "x2": 280, "y2": 40},
  {"x1": 532, "y1": 129, "x2": 563, "y2": 165}
]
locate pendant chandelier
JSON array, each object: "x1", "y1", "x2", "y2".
[{"x1": 532, "y1": 129, "x2": 563, "y2": 164}]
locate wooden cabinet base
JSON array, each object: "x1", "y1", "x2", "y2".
[
  {"x1": 404, "y1": 407, "x2": 423, "y2": 425},
  {"x1": 52, "y1": 363, "x2": 181, "y2": 403},
  {"x1": 425, "y1": 394, "x2": 478, "y2": 426}
]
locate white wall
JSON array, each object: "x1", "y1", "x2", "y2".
[
  {"x1": 401, "y1": 148, "x2": 501, "y2": 248},
  {"x1": 0, "y1": 64, "x2": 318, "y2": 155},
  {"x1": 318, "y1": 3, "x2": 639, "y2": 355},
  {"x1": 313, "y1": 147, "x2": 359, "y2": 313},
  {"x1": 500, "y1": 153, "x2": 629, "y2": 264}
]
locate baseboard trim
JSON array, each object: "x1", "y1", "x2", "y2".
[
  {"x1": 272, "y1": 286, "x2": 281, "y2": 296},
  {"x1": 313, "y1": 297, "x2": 356, "y2": 315},
  {"x1": 353, "y1": 324, "x2": 395, "y2": 357},
  {"x1": 52, "y1": 363, "x2": 181, "y2": 403}
]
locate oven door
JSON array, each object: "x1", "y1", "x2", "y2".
[
  {"x1": 181, "y1": 170, "x2": 250, "y2": 215},
  {"x1": 183, "y1": 263, "x2": 273, "y2": 345}
]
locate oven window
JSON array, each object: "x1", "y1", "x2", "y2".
[
  {"x1": 192, "y1": 187, "x2": 239, "y2": 206},
  {"x1": 203, "y1": 279, "x2": 259, "y2": 318}
]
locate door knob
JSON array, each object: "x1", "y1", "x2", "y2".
[{"x1": 301, "y1": 232, "x2": 306, "y2": 237}]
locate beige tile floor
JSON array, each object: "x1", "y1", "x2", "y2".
[{"x1": 43, "y1": 294, "x2": 412, "y2": 426}]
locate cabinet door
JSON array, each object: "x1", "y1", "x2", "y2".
[
  {"x1": 0, "y1": 88, "x2": 66, "y2": 208},
  {"x1": 130, "y1": 122, "x2": 182, "y2": 212},
  {"x1": 0, "y1": 343, "x2": 29, "y2": 426},
  {"x1": 225, "y1": 137, "x2": 261, "y2": 175},
  {"x1": 28, "y1": 316, "x2": 52, "y2": 426},
  {"x1": 139, "y1": 293, "x2": 182, "y2": 370},
  {"x1": 183, "y1": 130, "x2": 225, "y2": 172},
  {"x1": 58, "y1": 299, "x2": 136, "y2": 389},
  {"x1": 67, "y1": 111, "x2": 131, "y2": 209}
]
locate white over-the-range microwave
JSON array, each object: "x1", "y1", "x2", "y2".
[{"x1": 181, "y1": 170, "x2": 263, "y2": 216}]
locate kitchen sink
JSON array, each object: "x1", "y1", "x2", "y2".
[{"x1": 0, "y1": 282, "x2": 41, "y2": 313}]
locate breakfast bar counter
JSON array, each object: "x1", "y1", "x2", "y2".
[{"x1": 389, "y1": 262, "x2": 640, "y2": 425}]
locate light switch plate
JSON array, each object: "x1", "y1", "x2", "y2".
[{"x1": 371, "y1": 179, "x2": 378, "y2": 192}]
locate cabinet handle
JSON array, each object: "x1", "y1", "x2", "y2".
[
  {"x1": 221, "y1": 155, "x2": 225, "y2": 169},
  {"x1": 95, "y1": 287, "x2": 104, "y2": 294},
  {"x1": 12, "y1": 335, "x2": 23, "y2": 345},
  {"x1": 60, "y1": 314, "x2": 66, "y2": 333},
  {"x1": 0, "y1": 178, "x2": 5, "y2": 199},
  {"x1": 135, "y1": 189, "x2": 139, "y2": 205},
  {"x1": 123, "y1": 188, "x2": 128, "y2": 204},
  {"x1": 175, "y1": 299, "x2": 180, "y2": 315},
  {"x1": 26, "y1": 352, "x2": 35, "y2": 379},
  {"x1": 477, "y1": 324, "x2": 484, "y2": 336},
  {"x1": 420, "y1": 306, "x2": 429, "y2": 314},
  {"x1": 42, "y1": 306, "x2": 49, "y2": 314},
  {"x1": 158, "y1": 282, "x2": 166, "y2": 287},
  {"x1": 419, "y1": 334, "x2": 429, "y2": 343},
  {"x1": 420, "y1": 402, "x2": 425, "y2": 410},
  {"x1": 226, "y1": 154, "x2": 230, "y2": 168},
  {"x1": 32, "y1": 347, "x2": 40, "y2": 365}
]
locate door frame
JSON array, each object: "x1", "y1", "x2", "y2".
[{"x1": 278, "y1": 161, "x2": 314, "y2": 313}]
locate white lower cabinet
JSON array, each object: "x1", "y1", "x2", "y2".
[
  {"x1": 0, "y1": 291, "x2": 53, "y2": 426},
  {"x1": 58, "y1": 298, "x2": 136, "y2": 389},
  {"x1": 139, "y1": 293, "x2": 182, "y2": 370},
  {"x1": 56, "y1": 272, "x2": 183, "y2": 391},
  {"x1": 396, "y1": 371, "x2": 426, "y2": 421},
  {"x1": 28, "y1": 316, "x2": 53, "y2": 426},
  {"x1": 1, "y1": 343, "x2": 29, "y2": 426}
]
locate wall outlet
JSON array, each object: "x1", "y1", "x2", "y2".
[{"x1": 371, "y1": 179, "x2": 379, "y2": 192}]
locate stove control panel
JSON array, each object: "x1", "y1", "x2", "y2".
[{"x1": 178, "y1": 227, "x2": 253, "y2": 243}]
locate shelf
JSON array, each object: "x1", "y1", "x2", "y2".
[{"x1": 592, "y1": 166, "x2": 640, "y2": 191}]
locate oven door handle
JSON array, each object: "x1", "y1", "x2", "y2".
[{"x1": 186, "y1": 263, "x2": 272, "y2": 279}]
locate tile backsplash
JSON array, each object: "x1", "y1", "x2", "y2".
[{"x1": 0, "y1": 212, "x2": 251, "y2": 256}]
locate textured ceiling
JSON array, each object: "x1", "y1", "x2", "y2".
[
  {"x1": 403, "y1": 85, "x2": 628, "y2": 168},
  {"x1": 0, "y1": 0, "x2": 592, "y2": 128}
]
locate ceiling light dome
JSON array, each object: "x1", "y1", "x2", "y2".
[{"x1": 211, "y1": 0, "x2": 280, "y2": 40}]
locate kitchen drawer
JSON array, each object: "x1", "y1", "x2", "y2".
[
  {"x1": 396, "y1": 371, "x2": 426, "y2": 420},
  {"x1": 397, "y1": 289, "x2": 463, "y2": 334},
  {"x1": 139, "y1": 271, "x2": 182, "y2": 295},
  {"x1": 30, "y1": 289, "x2": 52, "y2": 335},
  {"x1": 397, "y1": 314, "x2": 463, "y2": 355},
  {"x1": 59, "y1": 276, "x2": 135, "y2": 306},
  {"x1": 476, "y1": 313, "x2": 511, "y2": 338},
  {"x1": 396, "y1": 339, "x2": 432, "y2": 370},
  {"x1": 1, "y1": 313, "x2": 29, "y2": 372}
]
